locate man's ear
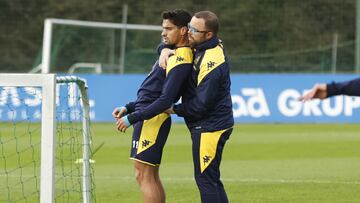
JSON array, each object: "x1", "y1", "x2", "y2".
[
  {"x1": 205, "y1": 31, "x2": 214, "y2": 40},
  {"x1": 180, "y1": 26, "x2": 188, "y2": 36}
]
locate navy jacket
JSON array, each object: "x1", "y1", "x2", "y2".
[
  {"x1": 125, "y1": 47, "x2": 193, "y2": 124},
  {"x1": 173, "y1": 37, "x2": 234, "y2": 132},
  {"x1": 327, "y1": 77, "x2": 360, "y2": 97}
]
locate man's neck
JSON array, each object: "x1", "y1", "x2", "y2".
[{"x1": 175, "y1": 36, "x2": 190, "y2": 47}]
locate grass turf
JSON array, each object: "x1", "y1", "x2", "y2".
[
  {"x1": 1, "y1": 123, "x2": 360, "y2": 202},
  {"x1": 93, "y1": 123, "x2": 360, "y2": 203}
]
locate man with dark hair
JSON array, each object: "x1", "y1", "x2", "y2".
[
  {"x1": 161, "y1": 10, "x2": 234, "y2": 203},
  {"x1": 299, "y1": 77, "x2": 360, "y2": 100},
  {"x1": 112, "y1": 9, "x2": 192, "y2": 203}
]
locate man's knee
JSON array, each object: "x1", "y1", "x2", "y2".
[
  {"x1": 133, "y1": 161, "x2": 157, "y2": 184},
  {"x1": 134, "y1": 161, "x2": 146, "y2": 184},
  {"x1": 134, "y1": 166, "x2": 142, "y2": 184}
]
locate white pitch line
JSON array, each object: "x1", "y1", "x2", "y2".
[
  {"x1": 93, "y1": 176, "x2": 360, "y2": 185},
  {"x1": 1, "y1": 174, "x2": 360, "y2": 185}
]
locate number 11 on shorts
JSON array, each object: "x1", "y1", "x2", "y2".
[{"x1": 132, "y1": 140, "x2": 138, "y2": 149}]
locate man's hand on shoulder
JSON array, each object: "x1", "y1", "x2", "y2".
[{"x1": 159, "y1": 48, "x2": 175, "y2": 69}]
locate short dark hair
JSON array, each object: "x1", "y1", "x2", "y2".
[
  {"x1": 162, "y1": 9, "x2": 192, "y2": 28},
  {"x1": 194, "y1": 11, "x2": 219, "y2": 35}
]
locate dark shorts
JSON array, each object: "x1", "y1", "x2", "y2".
[{"x1": 130, "y1": 113, "x2": 171, "y2": 166}]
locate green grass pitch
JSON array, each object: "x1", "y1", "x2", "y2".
[
  {"x1": 93, "y1": 123, "x2": 360, "y2": 203},
  {"x1": 1, "y1": 123, "x2": 360, "y2": 202}
]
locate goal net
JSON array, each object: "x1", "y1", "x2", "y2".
[
  {"x1": 35, "y1": 18, "x2": 162, "y2": 74},
  {"x1": 0, "y1": 74, "x2": 96, "y2": 203}
]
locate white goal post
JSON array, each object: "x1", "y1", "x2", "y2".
[
  {"x1": 0, "y1": 74, "x2": 93, "y2": 203},
  {"x1": 56, "y1": 75, "x2": 92, "y2": 203}
]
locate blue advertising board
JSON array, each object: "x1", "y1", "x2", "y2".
[
  {"x1": 1, "y1": 74, "x2": 359, "y2": 123},
  {"x1": 228, "y1": 74, "x2": 360, "y2": 123}
]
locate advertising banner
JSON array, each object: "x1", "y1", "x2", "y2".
[{"x1": 1, "y1": 74, "x2": 359, "y2": 123}]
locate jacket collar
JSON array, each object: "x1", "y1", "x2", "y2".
[{"x1": 195, "y1": 36, "x2": 219, "y2": 52}]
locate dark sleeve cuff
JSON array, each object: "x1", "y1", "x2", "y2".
[
  {"x1": 173, "y1": 104, "x2": 185, "y2": 117},
  {"x1": 326, "y1": 82, "x2": 339, "y2": 97},
  {"x1": 126, "y1": 112, "x2": 141, "y2": 125},
  {"x1": 156, "y1": 43, "x2": 174, "y2": 55},
  {"x1": 125, "y1": 102, "x2": 136, "y2": 114}
]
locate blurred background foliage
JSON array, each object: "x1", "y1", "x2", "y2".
[{"x1": 0, "y1": 0, "x2": 356, "y2": 73}]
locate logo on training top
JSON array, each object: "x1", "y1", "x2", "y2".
[
  {"x1": 207, "y1": 61, "x2": 216, "y2": 70},
  {"x1": 176, "y1": 56, "x2": 184, "y2": 63},
  {"x1": 203, "y1": 155, "x2": 212, "y2": 165},
  {"x1": 142, "y1": 139, "x2": 151, "y2": 148}
]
